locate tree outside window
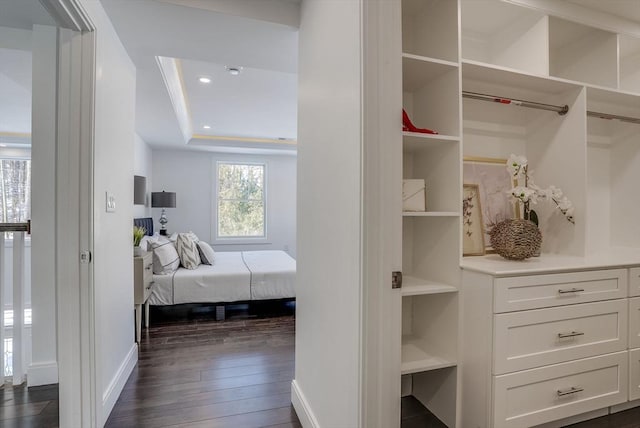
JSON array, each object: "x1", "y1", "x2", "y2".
[
  {"x1": 217, "y1": 162, "x2": 265, "y2": 238},
  {"x1": 0, "y1": 159, "x2": 31, "y2": 238}
]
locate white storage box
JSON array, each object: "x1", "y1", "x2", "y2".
[{"x1": 403, "y1": 179, "x2": 426, "y2": 211}]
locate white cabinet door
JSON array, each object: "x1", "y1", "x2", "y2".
[
  {"x1": 494, "y1": 269, "x2": 628, "y2": 312},
  {"x1": 494, "y1": 300, "x2": 628, "y2": 374},
  {"x1": 630, "y1": 267, "x2": 640, "y2": 297},
  {"x1": 630, "y1": 297, "x2": 640, "y2": 349},
  {"x1": 630, "y1": 348, "x2": 640, "y2": 401},
  {"x1": 493, "y1": 351, "x2": 628, "y2": 428}
]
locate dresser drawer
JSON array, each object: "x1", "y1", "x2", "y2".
[
  {"x1": 630, "y1": 267, "x2": 640, "y2": 297},
  {"x1": 494, "y1": 300, "x2": 628, "y2": 374},
  {"x1": 134, "y1": 252, "x2": 154, "y2": 305},
  {"x1": 493, "y1": 351, "x2": 628, "y2": 428},
  {"x1": 630, "y1": 298, "x2": 640, "y2": 349},
  {"x1": 494, "y1": 269, "x2": 628, "y2": 313},
  {"x1": 630, "y1": 348, "x2": 640, "y2": 401}
]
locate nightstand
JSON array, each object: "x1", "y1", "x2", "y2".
[{"x1": 134, "y1": 251, "x2": 153, "y2": 343}]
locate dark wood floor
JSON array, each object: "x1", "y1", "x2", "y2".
[
  {"x1": 0, "y1": 383, "x2": 58, "y2": 427},
  {"x1": 106, "y1": 302, "x2": 301, "y2": 428}
]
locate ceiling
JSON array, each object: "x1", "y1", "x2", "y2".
[
  {"x1": 0, "y1": 0, "x2": 55, "y2": 30},
  {"x1": 100, "y1": 0, "x2": 299, "y2": 155}
]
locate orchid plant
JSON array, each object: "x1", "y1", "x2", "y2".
[{"x1": 507, "y1": 154, "x2": 575, "y2": 225}]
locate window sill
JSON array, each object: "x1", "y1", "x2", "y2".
[{"x1": 214, "y1": 237, "x2": 271, "y2": 246}]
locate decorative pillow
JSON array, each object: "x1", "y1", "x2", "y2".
[
  {"x1": 176, "y1": 233, "x2": 201, "y2": 269},
  {"x1": 197, "y1": 241, "x2": 215, "y2": 265},
  {"x1": 150, "y1": 237, "x2": 180, "y2": 274},
  {"x1": 139, "y1": 235, "x2": 152, "y2": 252}
]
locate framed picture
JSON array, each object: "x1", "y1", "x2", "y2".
[
  {"x1": 462, "y1": 184, "x2": 485, "y2": 256},
  {"x1": 463, "y1": 184, "x2": 485, "y2": 256},
  {"x1": 463, "y1": 157, "x2": 518, "y2": 252}
]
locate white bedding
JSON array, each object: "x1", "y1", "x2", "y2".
[
  {"x1": 242, "y1": 251, "x2": 296, "y2": 300},
  {"x1": 148, "y1": 250, "x2": 295, "y2": 305}
]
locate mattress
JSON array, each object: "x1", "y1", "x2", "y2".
[
  {"x1": 242, "y1": 251, "x2": 296, "y2": 300},
  {"x1": 149, "y1": 251, "x2": 251, "y2": 305}
]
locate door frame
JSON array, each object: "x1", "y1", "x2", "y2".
[
  {"x1": 360, "y1": 0, "x2": 403, "y2": 426},
  {"x1": 39, "y1": 1, "x2": 97, "y2": 426}
]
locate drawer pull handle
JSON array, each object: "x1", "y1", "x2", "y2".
[
  {"x1": 558, "y1": 288, "x2": 585, "y2": 294},
  {"x1": 557, "y1": 386, "x2": 584, "y2": 397},
  {"x1": 145, "y1": 266, "x2": 152, "y2": 271},
  {"x1": 557, "y1": 331, "x2": 584, "y2": 339}
]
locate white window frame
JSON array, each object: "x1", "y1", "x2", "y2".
[
  {"x1": 0, "y1": 155, "x2": 32, "y2": 243},
  {"x1": 213, "y1": 161, "x2": 268, "y2": 245}
]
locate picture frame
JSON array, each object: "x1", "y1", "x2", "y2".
[
  {"x1": 463, "y1": 157, "x2": 518, "y2": 252},
  {"x1": 462, "y1": 184, "x2": 485, "y2": 256}
]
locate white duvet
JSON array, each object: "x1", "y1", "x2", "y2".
[
  {"x1": 148, "y1": 250, "x2": 296, "y2": 305},
  {"x1": 242, "y1": 251, "x2": 296, "y2": 300}
]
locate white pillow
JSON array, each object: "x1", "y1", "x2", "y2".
[
  {"x1": 197, "y1": 241, "x2": 215, "y2": 265},
  {"x1": 150, "y1": 237, "x2": 180, "y2": 274},
  {"x1": 176, "y1": 233, "x2": 201, "y2": 269}
]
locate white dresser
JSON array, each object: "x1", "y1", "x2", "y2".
[{"x1": 461, "y1": 253, "x2": 640, "y2": 428}]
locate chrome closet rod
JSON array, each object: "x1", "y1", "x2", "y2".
[
  {"x1": 587, "y1": 110, "x2": 640, "y2": 125},
  {"x1": 462, "y1": 91, "x2": 569, "y2": 115}
]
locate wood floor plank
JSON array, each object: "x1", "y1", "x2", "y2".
[
  {"x1": 0, "y1": 401, "x2": 50, "y2": 420},
  {"x1": 110, "y1": 381, "x2": 292, "y2": 417},
  {"x1": 108, "y1": 392, "x2": 292, "y2": 427},
  {"x1": 167, "y1": 405, "x2": 300, "y2": 428}
]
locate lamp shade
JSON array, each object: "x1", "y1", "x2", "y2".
[
  {"x1": 134, "y1": 175, "x2": 146, "y2": 205},
  {"x1": 151, "y1": 191, "x2": 176, "y2": 208}
]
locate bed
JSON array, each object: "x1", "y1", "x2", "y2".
[{"x1": 134, "y1": 218, "x2": 296, "y2": 317}]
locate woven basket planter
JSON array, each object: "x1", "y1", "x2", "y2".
[{"x1": 489, "y1": 219, "x2": 542, "y2": 261}]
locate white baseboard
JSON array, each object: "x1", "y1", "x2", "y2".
[
  {"x1": 27, "y1": 361, "x2": 59, "y2": 386},
  {"x1": 101, "y1": 344, "x2": 138, "y2": 425},
  {"x1": 611, "y1": 399, "x2": 640, "y2": 413},
  {"x1": 291, "y1": 379, "x2": 320, "y2": 428}
]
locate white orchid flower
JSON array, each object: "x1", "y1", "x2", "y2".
[{"x1": 506, "y1": 154, "x2": 528, "y2": 178}]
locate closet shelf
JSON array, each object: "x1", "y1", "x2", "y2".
[
  {"x1": 403, "y1": 132, "x2": 459, "y2": 152},
  {"x1": 401, "y1": 276, "x2": 458, "y2": 296},
  {"x1": 401, "y1": 336, "x2": 457, "y2": 375},
  {"x1": 402, "y1": 52, "x2": 459, "y2": 68},
  {"x1": 462, "y1": 59, "x2": 580, "y2": 95},
  {"x1": 403, "y1": 54, "x2": 458, "y2": 92},
  {"x1": 403, "y1": 212, "x2": 459, "y2": 218}
]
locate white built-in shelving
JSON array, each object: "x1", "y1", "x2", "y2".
[
  {"x1": 401, "y1": 276, "x2": 458, "y2": 297},
  {"x1": 401, "y1": 336, "x2": 457, "y2": 375},
  {"x1": 402, "y1": 212, "x2": 459, "y2": 217},
  {"x1": 399, "y1": 0, "x2": 461, "y2": 426},
  {"x1": 397, "y1": 0, "x2": 640, "y2": 426}
]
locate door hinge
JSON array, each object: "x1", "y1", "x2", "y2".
[
  {"x1": 80, "y1": 250, "x2": 92, "y2": 264},
  {"x1": 392, "y1": 271, "x2": 402, "y2": 289}
]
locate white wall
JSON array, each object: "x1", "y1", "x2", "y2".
[
  {"x1": 152, "y1": 149, "x2": 297, "y2": 256},
  {"x1": 29, "y1": 24, "x2": 58, "y2": 386},
  {"x1": 133, "y1": 133, "x2": 153, "y2": 219},
  {"x1": 80, "y1": 1, "x2": 138, "y2": 425},
  {"x1": 293, "y1": 0, "x2": 363, "y2": 426}
]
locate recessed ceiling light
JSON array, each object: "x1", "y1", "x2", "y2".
[
  {"x1": 198, "y1": 77, "x2": 211, "y2": 84},
  {"x1": 226, "y1": 66, "x2": 242, "y2": 76},
  {"x1": 0, "y1": 144, "x2": 6, "y2": 147},
  {"x1": 203, "y1": 125, "x2": 211, "y2": 129}
]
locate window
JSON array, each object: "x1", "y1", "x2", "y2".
[
  {"x1": 217, "y1": 162, "x2": 266, "y2": 238},
  {"x1": 0, "y1": 159, "x2": 31, "y2": 238}
]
